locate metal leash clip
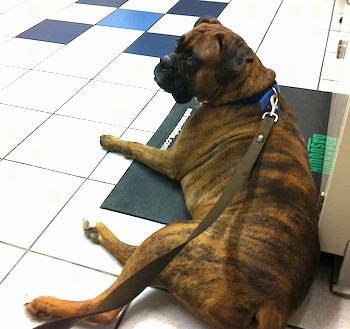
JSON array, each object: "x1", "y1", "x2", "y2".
[{"x1": 262, "y1": 87, "x2": 279, "y2": 122}]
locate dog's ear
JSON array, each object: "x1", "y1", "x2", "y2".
[
  {"x1": 194, "y1": 16, "x2": 222, "y2": 28},
  {"x1": 215, "y1": 33, "x2": 254, "y2": 85}
]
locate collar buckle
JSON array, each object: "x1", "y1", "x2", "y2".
[
  {"x1": 229, "y1": 81, "x2": 280, "y2": 123},
  {"x1": 262, "y1": 87, "x2": 279, "y2": 122}
]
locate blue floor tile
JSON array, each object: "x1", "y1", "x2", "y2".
[
  {"x1": 16, "y1": 19, "x2": 93, "y2": 44},
  {"x1": 169, "y1": 0, "x2": 227, "y2": 17},
  {"x1": 97, "y1": 9, "x2": 163, "y2": 31},
  {"x1": 124, "y1": 32, "x2": 178, "y2": 57},
  {"x1": 76, "y1": 0, "x2": 128, "y2": 7}
]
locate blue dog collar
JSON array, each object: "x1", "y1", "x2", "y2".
[{"x1": 230, "y1": 81, "x2": 280, "y2": 112}]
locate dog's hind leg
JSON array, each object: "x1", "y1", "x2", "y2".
[
  {"x1": 255, "y1": 303, "x2": 288, "y2": 329},
  {"x1": 83, "y1": 219, "x2": 136, "y2": 265},
  {"x1": 26, "y1": 220, "x2": 198, "y2": 325},
  {"x1": 26, "y1": 221, "x2": 138, "y2": 325},
  {"x1": 26, "y1": 297, "x2": 123, "y2": 325}
]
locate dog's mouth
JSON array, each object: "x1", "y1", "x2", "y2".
[
  {"x1": 153, "y1": 71, "x2": 179, "y2": 94},
  {"x1": 154, "y1": 56, "x2": 194, "y2": 104}
]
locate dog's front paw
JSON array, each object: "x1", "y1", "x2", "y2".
[{"x1": 100, "y1": 134, "x2": 121, "y2": 151}]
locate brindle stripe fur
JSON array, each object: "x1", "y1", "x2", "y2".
[{"x1": 26, "y1": 17, "x2": 319, "y2": 329}]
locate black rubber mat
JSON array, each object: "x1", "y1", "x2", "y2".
[{"x1": 101, "y1": 87, "x2": 332, "y2": 224}]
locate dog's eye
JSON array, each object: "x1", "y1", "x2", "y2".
[{"x1": 183, "y1": 53, "x2": 196, "y2": 65}]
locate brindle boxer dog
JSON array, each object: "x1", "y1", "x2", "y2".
[{"x1": 26, "y1": 17, "x2": 320, "y2": 329}]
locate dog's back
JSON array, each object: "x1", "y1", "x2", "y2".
[{"x1": 152, "y1": 95, "x2": 319, "y2": 329}]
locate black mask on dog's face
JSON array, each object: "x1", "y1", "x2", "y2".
[
  {"x1": 154, "y1": 54, "x2": 195, "y2": 104},
  {"x1": 154, "y1": 16, "x2": 254, "y2": 104}
]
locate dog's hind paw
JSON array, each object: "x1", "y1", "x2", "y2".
[
  {"x1": 25, "y1": 297, "x2": 56, "y2": 319},
  {"x1": 83, "y1": 218, "x2": 101, "y2": 244}
]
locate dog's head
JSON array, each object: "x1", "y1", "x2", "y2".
[{"x1": 154, "y1": 17, "x2": 255, "y2": 104}]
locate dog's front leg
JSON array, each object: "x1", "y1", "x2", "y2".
[{"x1": 100, "y1": 134, "x2": 181, "y2": 180}]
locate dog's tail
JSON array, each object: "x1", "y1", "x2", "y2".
[{"x1": 256, "y1": 303, "x2": 288, "y2": 329}]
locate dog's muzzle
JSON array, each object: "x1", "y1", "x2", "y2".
[
  {"x1": 154, "y1": 55, "x2": 193, "y2": 104},
  {"x1": 154, "y1": 55, "x2": 179, "y2": 90}
]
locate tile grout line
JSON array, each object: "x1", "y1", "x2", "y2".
[
  {"x1": 120, "y1": 89, "x2": 162, "y2": 138},
  {"x1": 0, "y1": 65, "x2": 29, "y2": 92},
  {"x1": 2, "y1": 111, "x2": 56, "y2": 160},
  {"x1": 255, "y1": 0, "x2": 284, "y2": 53},
  {"x1": 27, "y1": 249, "x2": 120, "y2": 278},
  {"x1": 317, "y1": 0, "x2": 338, "y2": 90},
  {"x1": 0, "y1": 243, "x2": 28, "y2": 285}
]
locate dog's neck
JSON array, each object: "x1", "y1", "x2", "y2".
[
  {"x1": 199, "y1": 55, "x2": 276, "y2": 107},
  {"x1": 227, "y1": 81, "x2": 279, "y2": 111}
]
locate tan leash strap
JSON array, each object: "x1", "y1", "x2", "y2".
[{"x1": 33, "y1": 116, "x2": 275, "y2": 329}]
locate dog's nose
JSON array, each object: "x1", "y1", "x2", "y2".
[{"x1": 159, "y1": 55, "x2": 175, "y2": 70}]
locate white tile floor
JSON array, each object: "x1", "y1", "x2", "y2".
[{"x1": 1, "y1": 0, "x2": 350, "y2": 328}]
